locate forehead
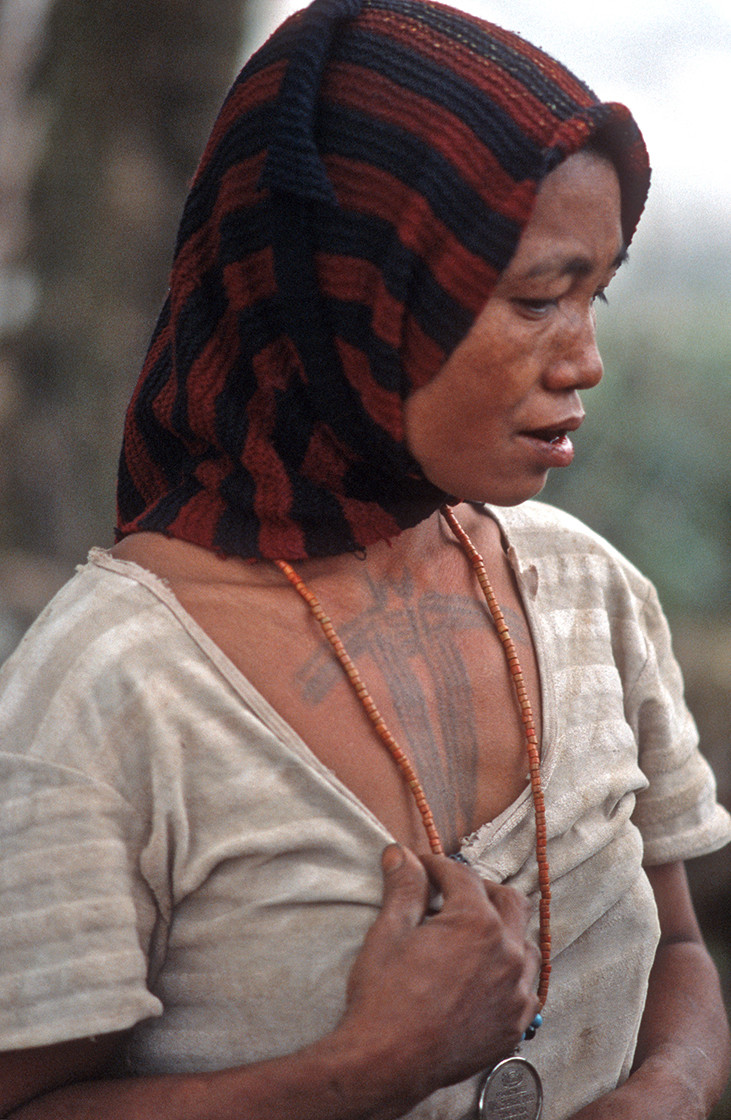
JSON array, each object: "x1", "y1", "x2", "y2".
[{"x1": 503, "y1": 152, "x2": 625, "y2": 281}]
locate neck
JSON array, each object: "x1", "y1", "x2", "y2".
[
  {"x1": 269, "y1": 502, "x2": 503, "y2": 590},
  {"x1": 111, "y1": 503, "x2": 508, "y2": 613}
]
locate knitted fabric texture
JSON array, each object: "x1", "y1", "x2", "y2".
[{"x1": 116, "y1": 0, "x2": 650, "y2": 560}]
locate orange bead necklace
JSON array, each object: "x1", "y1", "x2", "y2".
[{"x1": 274, "y1": 503, "x2": 551, "y2": 1008}]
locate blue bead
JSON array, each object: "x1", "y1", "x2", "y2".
[{"x1": 522, "y1": 1013, "x2": 543, "y2": 1041}]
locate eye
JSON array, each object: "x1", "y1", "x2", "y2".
[
  {"x1": 513, "y1": 298, "x2": 558, "y2": 318},
  {"x1": 593, "y1": 289, "x2": 609, "y2": 306}
]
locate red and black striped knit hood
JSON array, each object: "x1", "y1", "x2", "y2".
[{"x1": 116, "y1": 0, "x2": 650, "y2": 560}]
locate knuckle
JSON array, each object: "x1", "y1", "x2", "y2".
[
  {"x1": 504, "y1": 885, "x2": 531, "y2": 921},
  {"x1": 503, "y1": 939, "x2": 530, "y2": 980},
  {"x1": 462, "y1": 900, "x2": 501, "y2": 941},
  {"x1": 485, "y1": 881, "x2": 531, "y2": 924}
]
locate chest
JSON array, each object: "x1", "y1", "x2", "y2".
[{"x1": 178, "y1": 557, "x2": 544, "y2": 856}]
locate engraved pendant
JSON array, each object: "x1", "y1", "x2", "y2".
[{"x1": 478, "y1": 1055, "x2": 543, "y2": 1120}]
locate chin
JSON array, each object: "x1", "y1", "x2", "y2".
[{"x1": 458, "y1": 475, "x2": 549, "y2": 508}]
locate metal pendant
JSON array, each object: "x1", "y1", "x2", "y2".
[{"x1": 478, "y1": 1055, "x2": 543, "y2": 1120}]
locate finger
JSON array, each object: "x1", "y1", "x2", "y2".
[
  {"x1": 422, "y1": 857, "x2": 541, "y2": 1012},
  {"x1": 419, "y1": 856, "x2": 535, "y2": 945},
  {"x1": 419, "y1": 852, "x2": 494, "y2": 917},
  {"x1": 377, "y1": 844, "x2": 431, "y2": 933},
  {"x1": 482, "y1": 879, "x2": 532, "y2": 935},
  {"x1": 482, "y1": 882, "x2": 541, "y2": 988},
  {"x1": 485, "y1": 889, "x2": 542, "y2": 1001},
  {"x1": 517, "y1": 933, "x2": 542, "y2": 993}
]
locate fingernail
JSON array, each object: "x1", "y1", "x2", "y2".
[{"x1": 382, "y1": 843, "x2": 404, "y2": 872}]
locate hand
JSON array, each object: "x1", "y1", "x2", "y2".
[
  {"x1": 0, "y1": 849, "x2": 540, "y2": 1120},
  {"x1": 337, "y1": 845, "x2": 541, "y2": 1105}
]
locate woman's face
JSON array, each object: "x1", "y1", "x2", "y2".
[{"x1": 404, "y1": 150, "x2": 625, "y2": 506}]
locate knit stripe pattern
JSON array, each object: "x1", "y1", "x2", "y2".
[{"x1": 116, "y1": 0, "x2": 650, "y2": 560}]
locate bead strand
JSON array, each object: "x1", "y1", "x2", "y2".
[{"x1": 441, "y1": 505, "x2": 551, "y2": 1006}]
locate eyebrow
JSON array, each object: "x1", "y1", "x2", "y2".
[{"x1": 521, "y1": 246, "x2": 628, "y2": 281}]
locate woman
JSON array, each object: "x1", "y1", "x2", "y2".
[{"x1": 1, "y1": 1, "x2": 729, "y2": 1117}]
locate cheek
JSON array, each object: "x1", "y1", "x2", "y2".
[
  {"x1": 458, "y1": 321, "x2": 537, "y2": 403},
  {"x1": 402, "y1": 309, "x2": 533, "y2": 461},
  {"x1": 403, "y1": 380, "x2": 456, "y2": 475},
  {"x1": 404, "y1": 370, "x2": 499, "y2": 473}
]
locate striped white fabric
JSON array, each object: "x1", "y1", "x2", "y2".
[{"x1": 0, "y1": 500, "x2": 728, "y2": 1120}]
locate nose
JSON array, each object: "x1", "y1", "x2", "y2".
[{"x1": 544, "y1": 307, "x2": 603, "y2": 391}]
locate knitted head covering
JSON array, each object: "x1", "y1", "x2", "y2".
[{"x1": 116, "y1": 0, "x2": 650, "y2": 559}]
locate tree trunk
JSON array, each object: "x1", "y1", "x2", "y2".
[{"x1": 0, "y1": 0, "x2": 247, "y2": 592}]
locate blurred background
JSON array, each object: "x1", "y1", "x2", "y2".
[{"x1": 0, "y1": 0, "x2": 729, "y2": 1111}]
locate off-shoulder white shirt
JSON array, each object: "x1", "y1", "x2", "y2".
[{"x1": 1, "y1": 501, "x2": 729, "y2": 1120}]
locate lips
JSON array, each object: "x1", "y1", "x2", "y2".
[
  {"x1": 521, "y1": 415, "x2": 584, "y2": 443},
  {"x1": 518, "y1": 415, "x2": 584, "y2": 469},
  {"x1": 529, "y1": 427, "x2": 570, "y2": 444}
]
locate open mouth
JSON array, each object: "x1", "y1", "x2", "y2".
[
  {"x1": 526, "y1": 427, "x2": 569, "y2": 444},
  {"x1": 519, "y1": 424, "x2": 578, "y2": 468}
]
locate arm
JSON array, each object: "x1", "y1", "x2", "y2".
[
  {"x1": 568, "y1": 860, "x2": 730, "y2": 1120},
  {"x1": 2, "y1": 846, "x2": 540, "y2": 1120},
  {"x1": 0, "y1": 1034, "x2": 128, "y2": 1118}
]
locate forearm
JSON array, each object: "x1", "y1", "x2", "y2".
[
  {"x1": 6, "y1": 1026, "x2": 418, "y2": 1120},
  {"x1": 626, "y1": 937, "x2": 731, "y2": 1117},
  {"x1": 567, "y1": 862, "x2": 730, "y2": 1120}
]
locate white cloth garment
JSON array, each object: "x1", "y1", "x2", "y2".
[{"x1": 1, "y1": 501, "x2": 728, "y2": 1120}]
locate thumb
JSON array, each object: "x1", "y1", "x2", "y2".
[{"x1": 378, "y1": 844, "x2": 430, "y2": 932}]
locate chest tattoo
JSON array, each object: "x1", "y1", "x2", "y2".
[{"x1": 294, "y1": 569, "x2": 532, "y2": 841}]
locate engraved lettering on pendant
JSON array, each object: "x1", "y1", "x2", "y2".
[{"x1": 478, "y1": 1056, "x2": 543, "y2": 1120}]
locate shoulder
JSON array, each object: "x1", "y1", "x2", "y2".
[
  {"x1": 483, "y1": 500, "x2": 674, "y2": 683},
  {"x1": 1, "y1": 549, "x2": 188, "y2": 692},
  {"x1": 485, "y1": 499, "x2": 656, "y2": 597},
  {"x1": 0, "y1": 551, "x2": 220, "y2": 777},
  {"x1": 486, "y1": 498, "x2": 627, "y2": 557}
]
